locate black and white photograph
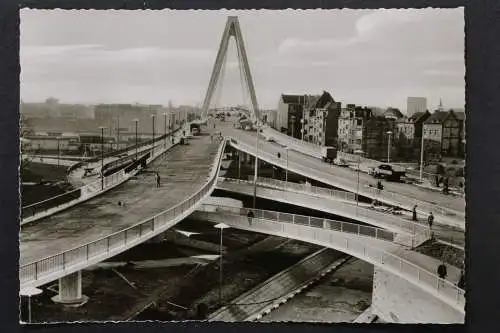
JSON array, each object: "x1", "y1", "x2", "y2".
[{"x1": 19, "y1": 8, "x2": 465, "y2": 324}]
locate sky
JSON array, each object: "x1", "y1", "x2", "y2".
[{"x1": 20, "y1": 8, "x2": 465, "y2": 112}]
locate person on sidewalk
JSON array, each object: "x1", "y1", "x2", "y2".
[
  {"x1": 412, "y1": 204, "x2": 418, "y2": 221},
  {"x1": 247, "y1": 210, "x2": 255, "y2": 226},
  {"x1": 156, "y1": 172, "x2": 161, "y2": 188},
  {"x1": 428, "y1": 212, "x2": 434, "y2": 229},
  {"x1": 457, "y1": 269, "x2": 465, "y2": 289},
  {"x1": 437, "y1": 262, "x2": 447, "y2": 280}
]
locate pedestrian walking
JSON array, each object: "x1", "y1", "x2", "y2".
[
  {"x1": 247, "y1": 210, "x2": 255, "y2": 226},
  {"x1": 412, "y1": 204, "x2": 418, "y2": 221},
  {"x1": 437, "y1": 262, "x2": 447, "y2": 280},
  {"x1": 156, "y1": 172, "x2": 161, "y2": 188},
  {"x1": 457, "y1": 269, "x2": 465, "y2": 289},
  {"x1": 428, "y1": 212, "x2": 434, "y2": 228}
]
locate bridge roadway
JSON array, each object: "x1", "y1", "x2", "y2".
[
  {"x1": 216, "y1": 178, "x2": 431, "y2": 246},
  {"x1": 192, "y1": 204, "x2": 465, "y2": 318},
  {"x1": 220, "y1": 124, "x2": 465, "y2": 218},
  {"x1": 20, "y1": 131, "x2": 221, "y2": 267},
  {"x1": 216, "y1": 177, "x2": 465, "y2": 248}
]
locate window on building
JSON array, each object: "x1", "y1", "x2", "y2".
[{"x1": 357, "y1": 119, "x2": 362, "y2": 126}]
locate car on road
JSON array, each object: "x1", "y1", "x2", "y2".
[
  {"x1": 321, "y1": 146, "x2": 338, "y2": 163},
  {"x1": 370, "y1": 164, "x2": 406, "y2": 181}
]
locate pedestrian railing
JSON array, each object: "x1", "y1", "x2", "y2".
[
  {"x1": 199, "y1": 204, "x2": 397, "y2": 243},
  {"x1": 217, "y1": 177, "x2": 431, "y2": 242},
  {"x1": 196, "y1": 205, "x2": 465, "y2": 313},
  {"x1": 20, "y1": 139, "x2": 227, "y2": 289},
  {"x1": 20, "y1": 128, "x2": 188, "y2": 225},
  {"x1": 227, "y1": 137, "x2": 465, "y2": 222}
]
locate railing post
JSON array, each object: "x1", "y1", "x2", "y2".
[
  {"x1": 308, "y1": 216, "x2": 311, "y2": 226},
  {"x1": 357, "y1": 224, "x2": 360, "y2": 235},
  {"x1": 62, "y1": 252, "x2": 66, "y2": 270},
  {"x1": 375, "y1": 228, "x2": 379, "y2": 239},
  {"x1": 34, "y1": 263, "x2": 38, "y2": 280},
  {"x1": 107, "y1": 237, "x2": 110, "y2": 252},
  {"x1": 292, "y1": 214, "x2": 295, "y2": 224},
  {"x1": 86, "y1": 245, "x2": 89, "y2": 260}
]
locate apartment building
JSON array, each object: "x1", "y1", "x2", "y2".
[
  {"x1": 337, "y1": 104, "x2": 372, "y2": 153},
  {"x1": 423, "y1": 109, "x2": 465, "y2": 158},
  {"x1": 302, "y1": 91, "x2": 341, "y2": 146}
]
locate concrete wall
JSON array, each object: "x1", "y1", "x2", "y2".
[{"x1": 371, "y1": 266, "x2": 464, "y2": 324}]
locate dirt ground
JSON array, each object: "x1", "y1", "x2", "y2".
[{"x1": 414, "y1": 239, "x2": 465, "y2": 268}]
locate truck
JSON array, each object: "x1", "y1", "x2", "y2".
[
  {"x1": 321, "y1": 146, "x2": 338, "y2": 163},
  {"x1": 190, "y1": 123, "x2": 201, "y2": 136},
  {"x1": 371, "y1": 163, "x2": 406, "y2": 181}
]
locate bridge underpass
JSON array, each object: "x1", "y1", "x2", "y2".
[
  {"x1": 20, "y1": 131, "x2": 226, "y2": 304},
  {"x1": 191, "y1": 203, "x2": 465, "y2": 323},
  {"x1": 221, "y1": 125, "x2": 465, "y2": 229}
]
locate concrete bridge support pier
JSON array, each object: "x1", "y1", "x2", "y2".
[
  {"x1": 371, "y1": 266, "x2": 464, "y2": 323},
  {"x1": 51, "y1": 271, "x2": 89, "y2": 307}
]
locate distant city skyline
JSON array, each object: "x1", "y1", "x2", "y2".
[{"x1": 21, "y1": 9, "x2": 465, "y2": 112}]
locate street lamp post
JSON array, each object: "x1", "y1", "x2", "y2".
[
  {"x1": 284, "y1": 146, "x2": 290, "y2": 191},
  {"x1": 214, "y1": 223, "x2": 230, "y2": 307},
  {"x1": 151, "y1": 114, "x2": 155, "y2": 158},
  {"x1": 116, "y1": 116, "x2": 120, "y2": 151},
  {"x1": 419, "y1": 131, "x2": 426, "y2": 181},
  {"x1": 386, "y1": 131, "x2": 393, "y2": 163},
  {"x1": 56, "y1": 137, "x2": 60, "y2": 167},
  {"x1": 163, "y1": 112, "x2": 168, "y2": 149},
  {"x1": 133, "y1": 119, "x2": 138, "y2": 161},
  {"x1": 20, "y1": 287, "x2": 43, "y2": 324},
  {"x1": 354, "y1": 150, "x2": 364, "y2": 211},
  {"x1": 253, "y1": 122, "x2": 260, "y2": 209},
  {"x1": 99, "y1": 126, "x2": 106, "y2": 190}
]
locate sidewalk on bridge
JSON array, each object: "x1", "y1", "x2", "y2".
[
  {"x1": 390, "y1": 246, "x2": 462, "y2": 285},
  {"x1": 67, "y1": 126, "x2": 189, "y2": 188}
]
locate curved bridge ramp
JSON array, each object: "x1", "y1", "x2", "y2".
[
  {"x1": 216, "y1": 177, "x2": 430, "y2": 247},
  {"x1": 223, "y1": 127, "x2": 465, "y2": 229},
  {"x1": 20, "y1": 135, "x2": 226, "y2": 290},
  {"x1": 191, "y1": 204, "x2": 465, "y2": 315}
]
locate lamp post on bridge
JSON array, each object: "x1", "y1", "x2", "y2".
[
  {"x1": 163, "y1": 112, "x2": 168, "y2": 149},
  {"x1": 56, "y1": 136, "x2": 61, "y2": 167},
  {"x1": 20, "y1": 287, "x2": 43, "y2": 323},
  {"x1": 253, "y1": 121, "x2": 260, "y2": 209},
  {"x1": 214, "y1": 223, "x2": 230, "y2": 307},
  {"x1": 133, "y1": 119, "x2": 138, "y2": 161},
  {"x1": 419, "y1": 130, "x2": 426, "y2": 181},
  {"x1": 386, "y1": 131, "x2": 393, "y2": 163},
  {"x1": 99, "y1": 126, "x2": 106, "y2": 190},
  {"x1": 151, "y1": 114, "x2": 156, "y2": 158},
  {"x1": 354, "y1": 149, "x2": 364, "y2": 212}
]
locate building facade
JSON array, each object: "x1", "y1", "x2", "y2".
[
  {"x1": 277, "y1": 94, "x2": 308, "y2": 139},
  {"x1": 407, "y1": 97, "x2": 427, "y2": 117},
  {"x1": 423, "y1": 110, "x2": 465, "y2": 159},
  {"x1": 302, "y1": 91, "x2": 341, "y2": 147},
  {"x1": 337, "y1": 104, "x2": 373, "y2": 153}
]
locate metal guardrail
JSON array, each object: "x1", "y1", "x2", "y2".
[
  {"x1": 227, "y1": 138, "x2": 465, "y2": 221},
  {"x1": 21, "y1": 130, "x2": 184, "y2": 224},
  {"x1": 198, "y1": 205, "x2": 465, "y2": 313},
  {"x1": 19, "y1": 139, "x2": 227, "y2": 289},
  {"x1": 200, "y1": 204, "x2": 396, "y2": 243},
  {"x1": 218, "y1": 177, "x2": 431, "y2": 238}
]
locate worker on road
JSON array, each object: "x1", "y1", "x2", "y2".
[
  {"x1": 412, "y1": 204, "x2": 418, "y2": 221},
  {"x1": 156, "y1": 172, "x2": 161, "y2": 188}
]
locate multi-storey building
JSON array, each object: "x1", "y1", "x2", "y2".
[
  {"x1": 407, "y1": 97, "x2": 427, "y2": 117},
  {"x1": 337, "y1": 104, "x2": 372, "y2": 153},
  {"x1": 423, "y1": 110, "x2": 465, "y2": 158},
  {"x1": 362, "y1": 115, "x2": 395, "y2": 161},
  {"x1": 302, "y1": 91, "x2": 341, "y2": 146},
  {"x1": 276, "y1": 94, "x2": 308, "y2": 138}
]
